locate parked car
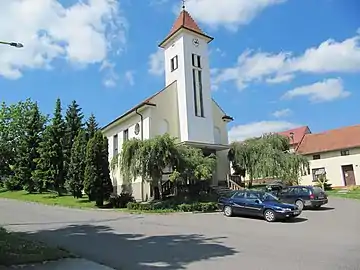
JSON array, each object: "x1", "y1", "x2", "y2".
[
  {"x1": 265, "y1": 180, "x2": 287, "y2": 194},
  {"x1": 275, "y1": 186, "x2": 328, "y2": 210},
  {"x1": 218, "y1": 190, "x2": 301, "y2": 222}
]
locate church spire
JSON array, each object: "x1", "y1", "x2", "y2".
[{"x1": 159, "y1": 3, "x2": 213, "y2": 48}]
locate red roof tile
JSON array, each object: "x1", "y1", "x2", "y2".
[
  {"x1": 277, "y1": 126, "x2": 310, "y2": 146},
  {"x1": 297, "y1": 124, "x2": 360, "y2": 155},
  {"x1": 159, "y1": 9, "x2": 212, "y2": 47}
]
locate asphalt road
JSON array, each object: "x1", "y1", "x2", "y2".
[{"x1": 1, "y1": 198, "x2": 360, "y2": 270}]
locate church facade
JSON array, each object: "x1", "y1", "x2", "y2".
[{"x1": 102, "y1": 8, "x2": 233, "y2": 201}]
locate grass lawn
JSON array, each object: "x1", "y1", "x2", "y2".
[
  {"x1": 327, "y1": 189, "x2": 360, "y2": 200},
  {"x1": 0, "y1": 227, "x2": 71, "y2": 266},
  {"x1": 0, "y1": 190, "x2": 96, "y2": 209}
]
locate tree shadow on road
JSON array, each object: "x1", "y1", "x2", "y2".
[{"x1": 22, "y1": 224, "x2": 237, "y2": 270}]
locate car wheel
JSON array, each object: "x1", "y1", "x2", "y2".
[
  {"x1": 263, "y1": 209, "x2": 276, "y2": 222},
  {"x1": 223, "y1": 206, "x2": 233, "y2": 217},
  {"x1": 295, "y1": 200, "x2": 304, "y2": 211}
]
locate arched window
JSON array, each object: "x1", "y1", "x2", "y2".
[
  {"x1": 159, "y1": 119, "x2": 169, "y2": 135},
  {"x1": 214, "y1": 127, "x2": 221, "y2": 144}
]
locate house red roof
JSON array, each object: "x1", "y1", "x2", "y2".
[
  {"x1": 159, "y1": 9, "x2": 213, "y2": 47},
  {"x1": 297, "y1": 124, "x2": 360, "y2": 155},
  {"x1": 277, "y1": 126, "x2": 310, "y2": 146}
]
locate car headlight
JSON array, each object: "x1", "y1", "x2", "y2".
[{"x1": 275, "y1": 207, "x2": 291, "y2": 212}]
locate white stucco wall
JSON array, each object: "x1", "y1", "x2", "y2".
[
  {"x1": 149, "y1": 82, "x2": 180, "y2": 139},
  {"x1": 102, "y1": 107, "x2": 152, "y2": 201},
  {"x1": 163, "y1": 29, "x2": 214, "y2": 144},
  {"x1": 300, "y1": 147, "x2": 360, "y2": 187},
  {"x1": 212, "y1": 100, "x2": 231, "y2": 182}
]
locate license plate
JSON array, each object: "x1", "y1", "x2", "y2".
[
  {"x1": 318, "y1": 196, "x2": 324, "y2": 199},
  {"x1": 293, "y1": 210, "x2": 300, "y2": 215}
]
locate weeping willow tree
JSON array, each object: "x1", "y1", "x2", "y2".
[
  {"x1": 228, "y1": 133, "x2": 309, "y2": 187},
  {"x1": 118, "y1": 133, "x2": 179, "y2": 200},
  {"x1": 170, "y1": 146, "x2": 217, "y2": 184}
]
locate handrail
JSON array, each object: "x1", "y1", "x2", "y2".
[
  {"x1": 227, "y1": 175, "x2": 243, "y2": 190},
  {"x1": 228, "y1": 179, "x2": 243, "y2": 190}
]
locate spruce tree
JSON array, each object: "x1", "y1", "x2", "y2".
[
  {"x1": 84, "y1": 131, "x2": 112, "y2": 206},
  {"x1": 85, "y1": 113, "x2": 98, "y2": 141},
  {"x1": 64, "y1": 100, "x2": 84, "y2": 181},
  {"x1": 33, "y1": 98, "x2": 65, "y2": 195},
  {"x1": 14, "y1": 103, "x2": 45, "y2": 193},
  {"x1": 66, "y1": 129, "x2": 87, "y2": 198}
]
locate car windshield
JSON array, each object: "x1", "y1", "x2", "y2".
[
  {"x1": 312, "y1": 187, "x2": 324, "y2": 194},
  {"x1": 258, "y1": 192, "x2": 280, "y2": 202}
]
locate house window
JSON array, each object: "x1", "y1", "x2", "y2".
[
  {"x1": 192, "y1": 54, "x2": 201, "y2": 68},
  {"x1": 113, "y1": 134, "x2": 118, "y2": 156},
  {"x1": 123, "y1": 129, "x2": 129, "y2": 142},
  {"x1": 312, "y1": 167, "x2": 326, "y2": 182},
  {"x1": 301, "y1": 165, "x2": 310, "y2": 176},
  {"x1": 341, "y1": 150, "x2": 350, "y2": 156},
  {"x1": 192, "y1": 68, "x2": 204, "y2": 117},
  {"x1": 313, "y1": 154, "x2": 320, "y2": 160},
  {"x1": 171, "y1": 56, "x2": 178, "y2": 72}
]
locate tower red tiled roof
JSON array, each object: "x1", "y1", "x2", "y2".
[
  {"x1": 159, "y1": 9, "x2": 212, "y2": 47},
  {"x1": 168, "y1": 10, "x2": 204, "y2": 37}
]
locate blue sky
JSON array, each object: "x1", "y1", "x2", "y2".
[{"x1": 0, "y1": 0, "x2": 359, "y2": 141}]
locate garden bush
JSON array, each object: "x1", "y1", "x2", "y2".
[
  {"x1": 109, "y1": 192, "x2": 135, "y2": 208},
  {"x1": 126, "y1": 201, "x2": 218, "y2": 212}
]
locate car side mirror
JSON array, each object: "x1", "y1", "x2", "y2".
[{"x1": 255, "y1": 199, "x2": 261, "y2": 204}]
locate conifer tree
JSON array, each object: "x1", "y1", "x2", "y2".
[
  {"x1": 32, "y1": 98, "x2": 65, "y2": 195},
  {"x1": 13, "y1": 103, "x2": 45, "y2": 192},
  {"x1": 66, "y1": 129, "x2": 87, "y2": 198},
  {"x1": 84, "y1": 131, "x2": 112, "y2": 206},
  {"x1": 85, "y1": 113, "x2": 98, "y2": 141},
  {"x1": 64, "y1": 100, "x2": 84, "y2": 180}
]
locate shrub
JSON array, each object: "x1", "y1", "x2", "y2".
[
  {"x1": 315, "y1": 176, "x2": 332, "y2": 191},
  {"x1": 126, "y1": 201, "x2": 217, "y2": 212},
  {"x1": 3, "y1": 176, "x2": 21, "y2": 191},
  {"x1": 109, "y1": 193, "x2": 135, "y2": 208},
  {"x1": 348, "y1": 185, "x2": 360, "y2": 191}
]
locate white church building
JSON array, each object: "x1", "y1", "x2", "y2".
[{"x1": 102, "y1": 8, "x2": 233, "y2": 201}]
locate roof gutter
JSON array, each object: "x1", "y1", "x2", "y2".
[
  {"x1": 135, "y1": 108, "x2": 145, "y2": 202},
  {"x1": 101, "y1": 102, "x2": 156, "y2": 132}
]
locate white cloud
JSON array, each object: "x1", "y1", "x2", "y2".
[
  {"x1": 214, "y1": 33, "x2": 360, "y2": 90},
  {"x1": 125, "y1": 70, "x2": 135, "y2": 86},
  {"x1": 148, "y1": 48, "x2": 164, "y2": 76},
  {"x1": 228, "y1": 120, "x2": 299, "y2": 142},
  {"x1": 272, "y1": 108, "x2": 292, "y2": 118},
  {"x1": 282, "y1": 78, "x2": 350, "y2": 103},
  {"x1": 185, "y1": 0, "x2": 287, "y2": 30},
  {"x1": 100, "y1": 60, "x2": 118, "y2": 88},
  {"x1": 0, "y1": 0, "x2": 127, "y2": 80}
]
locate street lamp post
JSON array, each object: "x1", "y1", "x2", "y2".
[{"x1": 0, "y1": 41, "x2": 24, "y2": 48}]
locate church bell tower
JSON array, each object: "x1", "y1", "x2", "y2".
[{"x1": 158, "y1": 5, "x2": 215, "y2": 144}]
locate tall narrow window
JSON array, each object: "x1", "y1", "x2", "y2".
[
  {"x1": 192, "y1": 68, "x2": 204, "y2": 117},
  {"x1": 113, "y1": 134, "x2": 118, "y2": 156},
  {"x1": 171, "y1": 55, "x2": 178, "y2": 72},
  {"x1": 123, "y1": 129, "x2": 129, "y2": 141},
  {"x1": 192, "y1": 54, "x2": 201, "y2": 68}
]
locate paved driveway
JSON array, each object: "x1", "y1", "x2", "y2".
[{"x1": 1, "y1": 198, "x2": 360, "y2": 270}]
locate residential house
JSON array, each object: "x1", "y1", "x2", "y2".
[
  {"x1": 102, "y1": 8, "x2": 233, "y2": 201},
  {"x1": 277, "y1": 126, "x2": 311, "y2": 152},
  {"x1": 297, "y1": 124, "x2": 360, "y2": 188}
]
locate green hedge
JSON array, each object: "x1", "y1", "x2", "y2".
[{"x1": 127, "y1": 201, "x2": 218, "y2": 212}]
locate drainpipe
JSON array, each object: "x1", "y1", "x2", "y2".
[{"x1": 135, "y1": 108, "x2": 144, "y2": 201}]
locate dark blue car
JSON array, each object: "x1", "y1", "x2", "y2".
[{"x1": 218, "y1": 190, "x2": 301, "y2": 222}]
